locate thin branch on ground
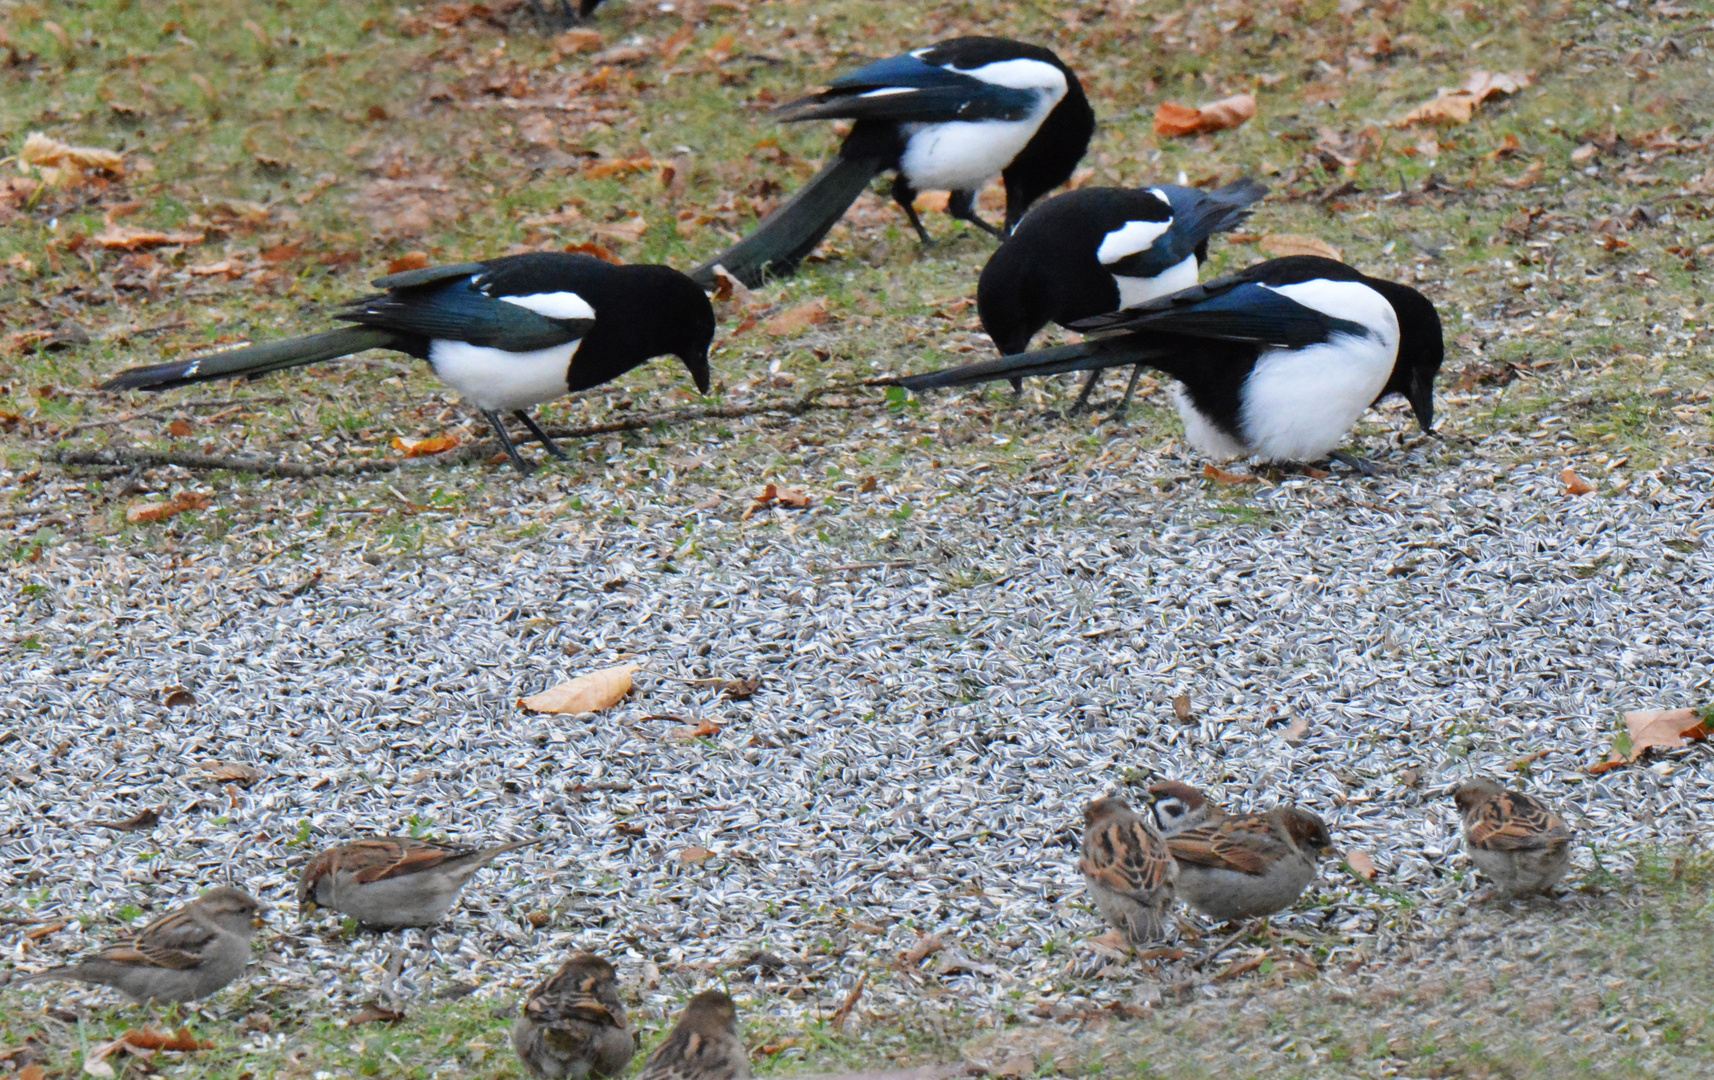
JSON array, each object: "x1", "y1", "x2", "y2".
[{"x1": 44, "y1": 382, "x2": 893, "y2": 478}]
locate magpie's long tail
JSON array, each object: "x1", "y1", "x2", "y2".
[
  {"x1": 898, "y1": 336, "x2": 1174, "y2": 393},
  {"x1": 690, "y1": 155, "x2": 887, "y2": 289},
  {"x1": 101, "y1": 327, "x2": 398, "y2": 392},
  {"x1": 1179, "y1": 177, "x2": 1269, "y2": 241}
]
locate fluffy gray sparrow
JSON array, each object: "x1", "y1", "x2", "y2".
[
  {"x1": 1453, "y1": 777, "x2": 1575, "y2": 895},
  {"x1": 636, "y1": 990, "x2": 750, "y2": 1080},
  {"x1": 513, "y1": 953, "x2": 636, "y2": 1080},
  {"x1": 15, "y1": 886, "x2": 264, "y2": 1003},
  {"x1": 1167, "y1": 807, "x2": 1337, "y2": 922},
  {"x1": 1144, "y1": 780, "x2": 1226, "y2": 836},
  {"x1": 299, "y1": 835, "x2": 550, "y2": 928},
  {"x1": 1078, "y1": 796, "x2": 1177, "y2": 945}
]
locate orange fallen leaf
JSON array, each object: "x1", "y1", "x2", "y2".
[
  {"x1": 17, "y1": 1065, "x2": 44, "y2": 1080},
  {"x1": 857, "y1": 476, "x2": 878, "y2": 494},
  {"x1": 764, "y1": 298, "x2": 830, "y2": 337},
  {"x1": 1203, "y1": 464, "x2": 1259, "y2": 485},
  {"x1": 1345, "y1": 851, "x2": 1378, "y2": 881},
  {"x1": 120, "y1": 1026, "x2": 214, "y2": 1052},
  {"x1": 1154, "y1": 93, "x2": 1256, "y2": 137},
  {"x1": 1562, "y1": 468, "x2": 1596, "y2": 495},
  {"x1": 20, "y1": 131, "x2": 125, "y2": 176},
  {"x1": 201, "y1": 761, "x2": 262, "y2": 785},
  {"x1": 126, "y1": 491, "x2": 213, "y2": 524},
  {"x1": 387, "y1": 251, "x2": 431, "y2": 274},
  {"x1": 708, "y1": 265, "x2": 754, "y2": 307},
  {"x1": 1399, "y1": 70, "x2": 1532, "y2": 127},
  {"x1": 587, "y1": 215, "x2": 648, "y2": 243},
  {"x1": 351, "y1": 1004, "x2": 405, "y2": 1025},
  {"x1": 554, "y1": 28, "x2": 604, "y2": 54},
  {"x1": 705, "y1": 33, "x2": 736, "y2": 62},
  {"x1": 672, "y1": 718, "x2": 723, "y2": 739},
  {"x1": 760, "y1": 1037, "x2": 800, "y2": 1055},
  {"x1": 1505, "y1": 160, "x2": 1545, "y2": 190},
  {"x1": 519, "y1": 663, "x2": 639, "y2": 714},
  {"x1": 168, "y1": 419, "x2": 193, "y2": 438},
  {"x1": 564, "y1": 241, "x2": 621, "y2": 264},
  {"x1": 679, "y1": 845, "x2": 713, "y2": 864},
  {"x1": 901, "y1": 933, "x2": 944, "y2": 968},
  {"x1": 391, "y1": 433, "x2": 460, "y2": 457},
  {"x1": 94, "y1": 226, "x2": 204, "y2": 251},
  {"x1": 584, "y1": 157, "x2": 659, "y2": 180},
  {"x1": 1259, "y1": 234, "x2": 1343, "y2": 260},
  {"x1": 659, "y1": 24, "x2": 695, "y2": 61}
]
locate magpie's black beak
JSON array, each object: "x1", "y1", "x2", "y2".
[
  {"x1": 685, "y1": 353, "x2": 711, "y2": 396},
  {"x1": 1408, "y1": 372, "x2": 1435, "y2": 433}
]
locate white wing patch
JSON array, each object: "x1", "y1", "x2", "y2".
[
  {"x1": 1260, "y1": 279, "x2": 1398, "y2": 347},
  {"x1": 1113, "y1": 254, "x2": 1198, "y2": 308},
  {"x1": 1096, "y1": 218, "x2": 1174, "y2": 265},
  {"x1": 498, "y1": 291, "x2": 596, "y2": 321},
  {"x1": 860, "y1": 87, "x2": 917, "y2": 98},
  {"x1": 948, "y1": 57, "x2": 1068, "y2": 96}
]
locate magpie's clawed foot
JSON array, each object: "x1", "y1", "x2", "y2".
[
  {"x1": 483, "y1": 409, "x2": 539, "y2": 477},
  {"x1": 1329, "y1": 449, "x2": 1388, "y2": 477}
]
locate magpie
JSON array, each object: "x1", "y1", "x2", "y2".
[
  {"x1": 900, "y1": 256, "x2": 1443, "y2": 470},
  {"x1": 978, "y1": 179, "x2": 1267, "y2": 415},
  {"x1": 691, "y1": 37, "x2": 1094, "y2": 289},
  {"x1": 101, "y1": 253, "x2": 715, "y2": 476},
  {"x1": 526, "y1": 0, "x2": 602, "y2": 32}
]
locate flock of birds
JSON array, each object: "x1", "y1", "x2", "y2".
[
  {"x1": 8, "y1": 11, "x2": 1589, "y2": 1079},
  {"x1": 11, "y1": 777, "x2": 1575, "y2": 1078}
]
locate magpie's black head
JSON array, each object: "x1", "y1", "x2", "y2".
[
  {"x1": 633, "y1": 265, "x2": 715, "y2": 395},
  {"x1": 995, "y1": 46, "x2": 1095, "y2": 232},
  {"x1": 1372, "y1": 280, "x2": 1443, "y2": 432},
  {"x1": 569, "y1": 263, "x2": 715, "y2": 396}
]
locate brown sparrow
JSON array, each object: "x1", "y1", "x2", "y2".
[
  {"x1": 1453, "y1": 777, "x2": 1575, "y2": 895},
  {"x1": 513, "y1": 953, "x2": 636, "y2": 1080},
  {"x1": 15, "y1": 886, "x2": 264, "y2": 1003},
  {"x1": 1078, "y1": 796, "x2": 1177, "y2": 945},
  {"x1": 1166, "y1": 807, "x2": 1337, "y2": 922},
  {"x1": 299, "y1": 835, "x2": 551, "y2": 928},
  {"x1": 1144, "y1": 780, "x2": 1226, "y2": 836},
  {"x1": 635, "y1": 990, "x2": 750, "y2": 1080}
]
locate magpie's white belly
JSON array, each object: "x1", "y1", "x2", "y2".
[
  {"x1": 427, "y1": 339, "x2": 580, "y2": 412},
  {"x1": 898, "y1": 111, "x2": 1049, "y2": 192},
  {"x1": 1113, "y1": 254, "x2": 1198, "y2": 309},
  {"x1": 1169, "y1": 384, "x2": 1250, "y2": 462},
  {"x1": 1239, "y1": 333, "x2": 1395, "y2": 461}
]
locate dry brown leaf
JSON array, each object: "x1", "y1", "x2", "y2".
[
  {"x1": 24, "y1": 921, "x2": 67, "y2": 941},
  {"x1": 386, "y1": 252, "x2": 431, "y2": 274},
  {"x1": 1505, "y1": 160, "x2": 1545, "y2": 190},
  {"x1": 722, "y1": 675, "x2": 762, "y2": 700},
  {"x1": 585, "y1": 157, "x2": 659, "y2": 180},
  {"x1": 1203, "y1": 464, "x2": 1259, "y2": 485},
  {"x1": 901, "y1": 933, "x2": 944, "y2": 968},
  {"x1": 587, "y1": 215, "x2": 648, "y2": 243},
  {"x1": 554, "y1": 28, "x2": 604, "y2": 54},
  {"x1": 126, "y1": 491, "x2": 212, "y2": 524},
  {"x1": 708, "y1": 265, "x2": 754, "y2": 307},
  {"x1": 17, "y1": 1064, "x2": 44, "y2": 1080},
  {"x1": 1154, "y1": 94, "x2": 1256, "y2": 137},
  {"x1": 679, "y1": 845, "x2": 713, "y2": 864},
  {"x1": 21, "y1": 132, "x2": 125, "y2": 176},
  {"x1": 830, "y1": 971, "x2": 867, "y2": 1030},
  {"x1": 1591, "y1": 708, "x2": 1711, "y2": 773},
  {"x1": 1280, "y1": 718, "x2": 1310, "y2": 744},
  {"x1": 91, "y1": 808, "x2": 162, "y2": 833},
  {"x1": 706, "y1": 33, "x2": 736, "y2": 62},
  {"x1": 1571, "y1": 143, "x2": 1599, "y2": 164},
  {"x1": 202, "y1": 762, "x2": 262, "y2": 785},
  {"x1": 764, "y1": 298, "x2": 830, "y2": 336},
  {"x1": 564, "y1": 241, "x2": 622, "y2": 264},
  {"x1": 659, "y1": 24, "x2": 695, "y2": 61},
  {"x1": 1562, "y1": 467, "x2": 1596, "y2": 495},
  {"x1": 1259, "y1": 234, "x2": 1343, "y2": 260},
  {"x1": 120, "y1": 1027, "x2": 214, "y2": 1052},
  {"x1": 519, "y1": 663, "x2": 639, "y2": 714},
  {"x1": 1399, "y1": 70, "x2": 1532, "y2": 127},
  {"x1": 162, "y1": 687, "x2": 196, "y2": 708},
  {"x1": 672, "y1": 718, "x2": 723, "y2": 740},
  {"x1": 857, "y1": 475, "x2": 879, "y2": 494},
  {"x1": 351, "y1": 1004, "x2": 405, "y2": 1025},
  {"x1": 391, "y1": 433, "x2": 460, "y2": 457},
  {"x1": 1172, "y1": 693, "x2": 1193, "y2": 722},
  {"x1": 1345, "y1": 851, "x2": 1378, "y2": 881},
  {"x1": 94, "y1": 226, "x2": 204, "y2": 251},
  {"x1": 167, "y1": 419, "x2": 193, "y2": 437}
]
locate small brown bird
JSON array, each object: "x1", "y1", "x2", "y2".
[
  {"x1": 1078, "y1": 795, "x2": 1177, "y2": 945},
  {"x1": 1166, "y1": 806, "x2": 1337, "y2": 922},
  {"x1": 299, "y1": 835, "x2": 551, "y2": 928},
  {"x1": 15, "y1": 886, "x2": 264, "y2": 1003},
  {"x1": 1453, "y1": 777, "x2": 1576, "y2": 896},
  {"x1": 1144, "y1": 780, "x2": 1226, "y2": 836},
  {"x1": 513, "y1": 953, "x2": 636, "y2": 1080},
  {"x1": 635, "y1": 991, "x2": 750, "y2": 1080}
]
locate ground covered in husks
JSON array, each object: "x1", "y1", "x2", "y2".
[{"x1": 2, "y1": 1, "x2": 1713, "y2": 1078}]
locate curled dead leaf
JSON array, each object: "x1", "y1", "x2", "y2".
[
  {"x1": 1153, "y1": 94, "x2": 1256, "y2": 137},
  {"x1": 1172, "y1": 693, "x2": 1194, "y2": 722},
  {"x1": 708, "y1": 265, "x2": 754, "y2": 307},
  {"x1": 519, "y1": 663, "x2": 639, "y2": 714},
  {"x1": 351, "y1": 1004, "x2": 405, "y2": 1025},
  {"x1": 386, "y1": 252, "x2": 431, "y2": 275},
  {"x1": 1259, "y1": 234, "x2": 1343, "y2": 260},
  {"x1": 743, "y1": 483, "x2": 813, "y2": 519},
  {"x1": 162, "y1": 687, "x2": 196, "y2": 708},
  {"x1": 1203, "y1": 464, "x2": 1259, "y2": 485},
  {"x1": 679, "y1": 845, "x2": 713, "y2": 864},
  {"x1": 390, "y1": 433, "x2": 460, "y2": 457},
  {"x1": 1562, "y1": 468, "x2": 1596, "y2": 496},
  {"x1": 1399, "y1": 70, "x2": 1532, "y2": 127},
  {"x1": 564, "y1": 241, "x2": 621, "y2": 264},
  {"x1": 1280, "y1": 718, "x2": 1310, "y2": 744},
  {"x1": 91, "y1": 807, "x2": 162, "y2": 833},
  {"x1": 722, "y1": 675, "x2": 762, "y2": 700},
  {"x1": 901, "y1": 933, "x2": 944, "y2": 968},
  {"x1": 202, "y1": 762, "x2": 262, "y2": 785},
  {"x1": 1592, "y1": 708, "x2": 1710, "y2": 773},
  {"x1": 671, "y1": 718, "x2": 723, "y2": 740},
  {"x1": 1345, "y1": 851, "x2": 1378, "y2": 881},
  {"x1": 119, "y1": 1027, "x2": 214, "y2": 1052},
  {"x1": 21, "y1": 132, "x2": 125, "y2": 177},
  {"x1": 126, "y1": 492, "x2": 213, "y2": 525},
  {"x1": 764, "y1": 298, "x2": 831, "y2": 337},
  {"x1": 94, "y1": 226, "x2": 204, "y2": 251},
  {"x1": 587, "y1": 215, "x2": 648, "y2": 243}
]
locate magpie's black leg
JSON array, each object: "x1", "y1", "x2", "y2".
[
  {"x1": 525, "y1": 0, "x2": 553, "y2": 33},
  {"x1": 1008, "y1": 377, "x2": 1023, "y2": 395},
  {"x1": 482, "y1": 409, "x2": 535, "y2": 476},
  {"x1": 1329, "y1": 449, "x2": 1387, "y2": 477},
  {"x1": 1066, "y1": 370, "x2": 1102, "y2": 415},
  {"x1": 890, "y1": 176, "x2": 933, "y2": 245},
  {"x1": 947, "y1": 189, "x2": 1007, "y2": 240},
  {"x1": 513, "y1": 410, "x2": 569, "y2": 461},
  {"x1": 1108, "y1": 364, "x2": 1148, "y2": 422}
]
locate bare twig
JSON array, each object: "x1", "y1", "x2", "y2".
[{"x1": 45, "y1": 383, "x2": 892, "y2": 478}]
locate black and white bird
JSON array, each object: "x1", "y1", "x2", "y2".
[
  {"x1": 526, "y1": 0, "x2": 603, "y2": 33},
  {"x1": 978, "y1": 179, "x2": 1267, "y2": 414},
  {"x1": 102, "y1": 253, "x2": 715, "y2": 475},
  {"x1": 692, "y1": 37, "x2": 1094, "y2": 288},
  {"x1": 901, "y1": 256, "x2": 1443, "y2": 470}
]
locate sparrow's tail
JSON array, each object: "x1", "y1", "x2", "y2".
[
  {"x1": 898, "y1": 336, "x2": 1174, "y2": 393},
  {"x1": 12, "y1": 967, "x2": 72, "y2": 986},
  {"x1": 690, "y1": 155, "x2": 887, "y2": 289},
  {"x1": 476, "y1": 834, "x2": 556, "y2": 863},
  {"x1": 101, "y1": 327, "x2": 398, "y2": 393}
]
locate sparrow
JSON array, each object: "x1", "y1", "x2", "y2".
[
  {"x1": 1144, "y1": 780, "x2": 1226, "y2": 836},
  {"x1": 1452, "y1": 777, "x2": 1576, "y2": 896},
  {"x1": 635, "y1": 990, "x2": 751, "y2": 1080},
  {"x1": 14, "y1": 886, "x2": 264, "y2": 1003},
  {"x1": 1166, "y1": 807, "x2": 1338, "y2": 922},
  {"x1": 1078, "y1": 796, "x2": 1177, "y2": 946},
  {"x1": 513, "y1": 953, "x2": 637, "y2": 1080},
  {"x1": 298, "y1": 834, "x2": 552, "y2": 928}
]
